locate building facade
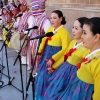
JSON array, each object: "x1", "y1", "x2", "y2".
[
  {"x1": 7, "y1": 0, "x2": 100, "y2": 37},
  {"x1": 45, "y1": 0, "x2": 100, "y2": 37}
]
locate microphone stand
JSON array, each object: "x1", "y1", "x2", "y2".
[
  {"x1": 0, "y1": 43, "x2": 4, "y2": 87},
  {"x1": 25, "y1": 38, "x2": 42, "y2": 100},
  {"x1": 0, "y1": 31, "x2": 23, "y2": 96},
  {"x1": 13, "y1": 30, "x2": 30, "y2": 100},
  {"x1": 0, "y1": 41, "x2": 8, "y2": 78},
  {"x1": 0, "y1": 25, "x2": 10, "y2": 79}
]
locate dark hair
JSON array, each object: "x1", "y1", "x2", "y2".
[
  {"x1": 52, "y1": 10, "x2": 66, "y2": 25},
  {"x1": 2, "y1": 8, "x2": 9, "y2": 15},
  {"x1": 84, "y1": 17, "x2": 100, "y2": 35},
  {"x1": 76, "y1": 17, "x2": 88, "y2": 28}
]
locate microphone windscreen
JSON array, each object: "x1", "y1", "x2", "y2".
[
  {"x1": 14, "y1": 13, "x2": 23, "y2": 18},
  {"x1": 46, "y1": 32, "x2": 54, "y2": 37},
  {"x1": 33, "y1": 26, "x2": 38, "y2": 29},
  {"x1": 18, "y1": 13, "x2": 23, "y2": 17}
]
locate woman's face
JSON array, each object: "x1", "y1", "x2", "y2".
[
  {"x1": 50, "y1": 12, "x2": 62, "y2": 28},
  {"x1": 3, "y1": 9, "x2": 7, "y2": 14},
  {"x1": 11, "y1": 10, "x2": 15, "y2": 15},
  {"x1": 72, "y1": 20, "x2": 83, "y2": 40},
  {"x1": 82, "y1": 24, "x2": 95, "y2": 49},
  {"x1": 20, "y1": 5, "x2": 27, "y2": 12},
  {"x1": 11, "y1": 9, "x2": 17, "y2": 16}
]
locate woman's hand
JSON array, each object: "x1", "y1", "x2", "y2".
[
  {"x1": 19, "y1": 32, "x2": 25, "y2": 40},
  {"x1": 46, "y1": 59, "x2": 53, "y2": 68},
  {"x1": 47, "y1": 67, "x2": 54, "y2": 74}
]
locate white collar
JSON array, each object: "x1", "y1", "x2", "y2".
[
  {"x1": 53, "y1": 25, "x2": 63, "y2": 34},
  {"x1": 73, "y1": 42, "x2": 83, "y2": 49},
  {"x1": 85, "y1": 48, "x2": 100, "y2": 58}
]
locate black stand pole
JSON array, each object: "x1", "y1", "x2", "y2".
[
  {"x1": 0, "y1": 46, "x2": 4, "y2": 87},
  {"x1": 25, "y1": 38, "x2": 42, "y2": 100},
  {"x1": 16, "y1": 52, "x2": 25, "y2": 100},
  {"x1": 13, "y1": 31, "x2": 30, "y2": 100},
  {"x1": 0, "y1": 39, "x2": 23, "y2": 97},
  {"x1": 0, "y1": 40, "x2": 9, "y2": 78},
  {"x1": 0, "y1": 65, "x2": 8, "y2": 78}
]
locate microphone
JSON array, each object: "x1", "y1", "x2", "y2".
[
  {"x1": 25, "y1": 26, "x2": 38, "y2": 31},
  {"x1": 14, "y1": 13, "x2": 23, "y2": 19},
  {"x1": 30, "y1": 32, "x2": 54, "y2": 40}
]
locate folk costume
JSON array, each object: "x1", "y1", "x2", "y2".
[{"x1": 35, "y1": 25, "x2": 71, "y2": 100}]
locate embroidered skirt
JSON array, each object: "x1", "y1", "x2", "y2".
[
  {"x1": 35, "y1": 45, "x2": 61, "y2": 100},
  {"x1": 49, "y1": 77, "x2": 94, "y2": 100},
  {"x1": 44, "y1": 62, "x2": 78, "y2": 100}
]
